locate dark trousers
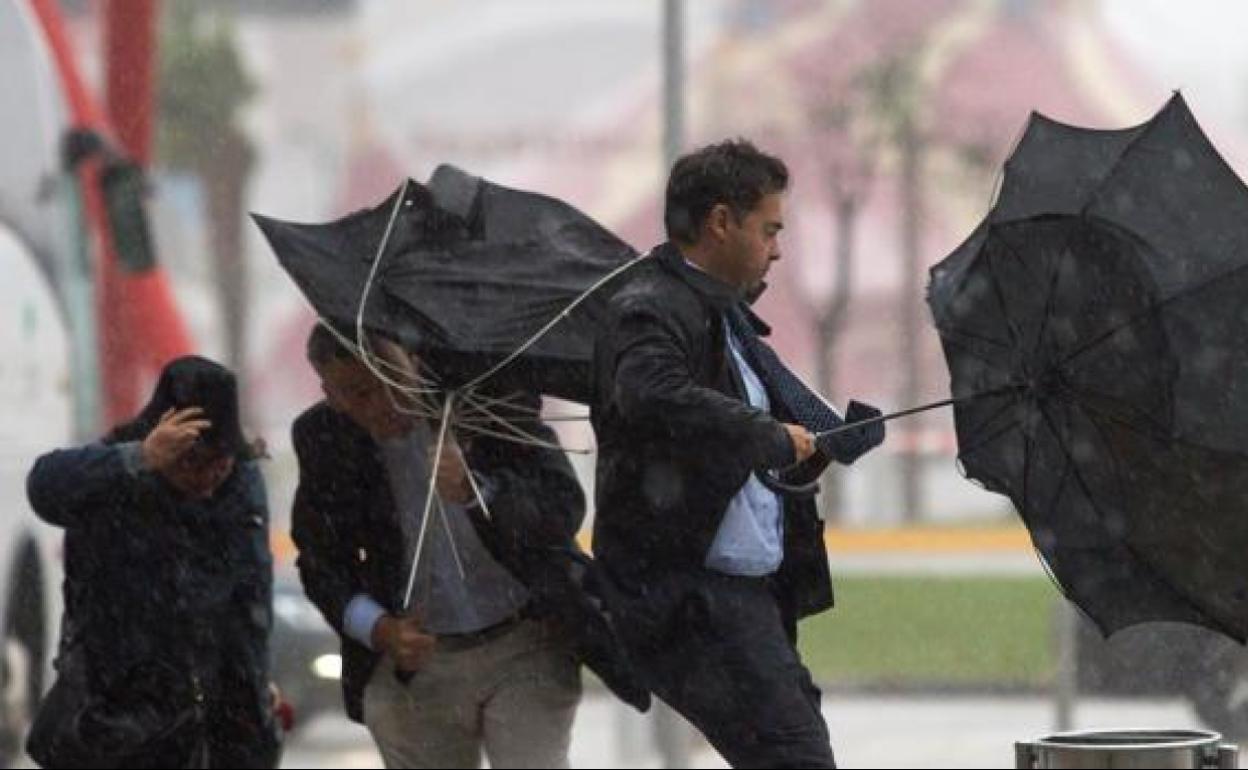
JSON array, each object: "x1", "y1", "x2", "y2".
[{"x1": 615, "y1": 570, "x2": 836, "y2": 769}]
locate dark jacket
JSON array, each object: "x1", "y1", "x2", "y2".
[
  {"x1": 591, "y1": 242, "x2": 834, "y2": 623},
  {"x1": 25, "y1": 442, "x2": 278, "y2": 769},
  {"x1": 290, "y1": 397, "x2": 648, "y2": 722}
]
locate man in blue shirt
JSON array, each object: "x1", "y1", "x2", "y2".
[{"x1": 592, "y1": 139, "x2": 884, "y2": 768}]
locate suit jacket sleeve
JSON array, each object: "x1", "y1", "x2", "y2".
[
  {"x1": 290, "y1": 416, "x2": 357, "y2": 636},
  {"x1": 610, "y1": 293, "x2": 794, "y2": 470}
]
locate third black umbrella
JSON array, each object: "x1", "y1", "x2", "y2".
[{"x1": 929, "y1": 93, "x2": 1248, "y2": 641}]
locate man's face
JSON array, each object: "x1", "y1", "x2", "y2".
[
  {"x1": 164, "y1": 444, "x2": 235, "y2": 500},
  {"x1": 317, "y1": 355, "x2": 417, "y2": 440},
  {"x1": 713, "y1": 191, "x2": 784, "y2": 294}
]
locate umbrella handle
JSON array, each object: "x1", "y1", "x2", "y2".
[{"x1": 759, "y1": 470, "x2": 820, "y2": 499}]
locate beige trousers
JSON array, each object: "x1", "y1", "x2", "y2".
[{"x1": 362, "y1": 619, "x2": 581, "y2": 769}]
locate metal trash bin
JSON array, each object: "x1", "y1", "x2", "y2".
[{"x1": 1015, "y1": 728, "x2": 1238, "y2": 768}]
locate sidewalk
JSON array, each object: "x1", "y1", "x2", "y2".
[{"x1": 283, "y1": 689, "x2": 1218, "y2": 769}]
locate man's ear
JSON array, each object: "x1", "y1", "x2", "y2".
[
  {"x1": 705, "y1": 203, "x2": 733, "y2": 242},
  {"x1": 320, "y1": 380, "x2": 342, "y2": 413}
]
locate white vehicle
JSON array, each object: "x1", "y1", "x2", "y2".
[
  {"x1": 0, "y1": 1, "x2": 83, "y2": 764},
  {"x1": 0, "y1": 227, "x2": 71, "y2": 764}
]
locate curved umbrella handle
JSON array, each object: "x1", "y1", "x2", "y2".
[{"x1": 759, "y1": 470, "x2": 820, "y2": 499}]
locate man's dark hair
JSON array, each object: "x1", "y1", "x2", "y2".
[
  {"x1": 306, "y1": 322, "x2": 354, "y2": 369},
  {"x1": 664, "y1": 138, "x2": 789, "y2": 245}
]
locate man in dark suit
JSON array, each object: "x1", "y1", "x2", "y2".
[
  {"x1": 292, "y1": 327, "x2": 642, "y2": 768},
  {"x1": 592, "y1": 139, "x2": 884, "y2": 768}
]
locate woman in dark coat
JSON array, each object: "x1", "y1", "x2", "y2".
[{"x1": 24, "y1": 356, "x2": 280, "y2": 769}]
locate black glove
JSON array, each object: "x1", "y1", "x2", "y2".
[{"x1": 817, "y1": 400, "x2": 885, "y2": 465}]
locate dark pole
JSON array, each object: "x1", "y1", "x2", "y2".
[
  {"x1": 662, "y1": 0, "x2": 684, "y2": 172},
  {"x1": 655, "y1": 14, "x2": 693, "y2": 767}
]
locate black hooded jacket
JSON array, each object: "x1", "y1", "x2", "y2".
[{"x1": 25, "y1": 357, "x2": 277, "y2": 768}]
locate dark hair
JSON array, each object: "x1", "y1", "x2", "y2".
[
  {"x1": 306, "y1": 322, "x2": 355, "y2": 369},
  {"x1": 664, "y1": 138, "x2": 789, "y2": 245},
  {"x1": 105, "y1": 355, "x2": 249, "y2": 458}
]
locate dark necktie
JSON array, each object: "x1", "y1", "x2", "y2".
[{"x1": 723, "y1": 305, "x2": 884, "y2": 464}]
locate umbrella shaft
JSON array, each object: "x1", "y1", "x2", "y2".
[{"x1": 814, "y1": 387, "x2": 1019, "y2": 439}]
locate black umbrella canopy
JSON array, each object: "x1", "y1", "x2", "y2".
[
  {"x1": 253, "y1": 165, "x2": 640, "y2": 403},
  {"x1": 251, "y1": 182, "x2": 443, "y2": 359},
  {"x1": 929, "y1": 94, "x2": 1248, "y2": 641}
]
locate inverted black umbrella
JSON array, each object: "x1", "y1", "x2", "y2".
[
  {"x1": 929, "y1": 93, "x2": 1248, "y2": 641},
  {"x1": 252, "y1": 165, "x2": 641, "y2": 404},
  {"x1": 255, "y1": 167, "x2": 652, "y2": 710}
]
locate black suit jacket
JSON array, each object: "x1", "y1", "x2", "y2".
[
  {"x1": 291, "y1": 397, "x2": 648, "y2": 721},
  {"x1": 591, "y1": 243, "x2": 834, "y2": 625}
]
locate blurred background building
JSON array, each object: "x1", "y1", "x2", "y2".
[{"x1": 49, "y1": 0, "x2": 1248, "y2": 533}]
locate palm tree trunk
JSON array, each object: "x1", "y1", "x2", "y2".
[{"x1": 201, "y1": 128, "x2": 254, "y2": 381}]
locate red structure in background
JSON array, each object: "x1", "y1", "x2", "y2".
[{"x1": 28, "y1": 0, "x2": 193, "y2": 427}]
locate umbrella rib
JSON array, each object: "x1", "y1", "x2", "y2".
[
  {"x1": 1022, "y1": 413, "x2": 1078, "y2": 602},
  {"x1": 455, "y1": 390, "x2": 582, "y2": 425},
  {"x1": 371, "y1": 346, "x2": 443, "y2": 390},
  {"x1": 319, "y1": 318, "x2": 434, "y2": 383},
  {"x1": 961, "y1": 389, "x2": 1022, "y2": 438},
  {"x1": 1070, "y1": 386, "x2": 1248, "y2": 461},
  {"x1": 453, "y1": 391, "x2": 592, "y2": 447},
  {"x1": 983, "y1": 246, "x2": 1024, "y2": 349},
  {"x1": 935, "y1": 330, "x2": 1015, "y2": 376},
  {"x1": 1037, "y1": 405, "x2": 1094, "y2": 500},
  {"x1": 1037, "y1": 432, "x2": 1073, "y2": 530},
  {"x1": 1028, "y1": 222, "x2": 1083, "y2": 364},
  {"x1": 459, "y1": 254, "x2": 650, "y2": 393},
  {"x1": 1058, "y1": 258, "x2": 1248, "y2": 368},
  {"x1": 458, "y1": 448, "x2": 493, "y2": 523},
  {"x1": 936, "y1": 323, "x2": 1011, "y2": 351},
  {"x1": 1065, "y1": 399, "x2": 1135, "y2": 514},
  {"x1": 355, "y1": 179, "x2": 435, "y2": 396},
  {"x1": 434, "y1": 497, "x2": 467, "y2": 581},
  {"x1": 1040, "y1": 398, "x2": 1240, "y2": 639},
  {"x1": 1060, "y1": 380, "x2": 1172, "y2": 439},
  {"x1": 358, "y1": 332, "x2": 447, "y2": 399},
  {"x1": 453, "y1": 412, "x2": 591, "y2": 426},
  {"x1": 1035, "y1": 405, "x2": 1118, "y2": 549},
  {"x1": 459, "y1": 389, "x2": 543, "y2": 416},
  {"x1": 956, "y1": 413, "x2": 1022, "y2": 459},
  {"x1": 317, "y1": 317, "x2": 445, "y2": 397},
  {"x1": 991, "y1": 228, "x2": 1046, "y2": 289},
  {"x1": 455, "y1": 403, "x2": 560, "y2": 445},
  {"x1": 454, "y1": 419, "x2": 594, "y2": 455},
  {"x1": 1035, "y1": 402, "x2": 1171, "y2": 595},
  {"x1": 1018, "y1": 415, "x2": 1076, "y2": 602},
  {"x1": 403, "y1": 393, "x2": 455, "y2": 611}
]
